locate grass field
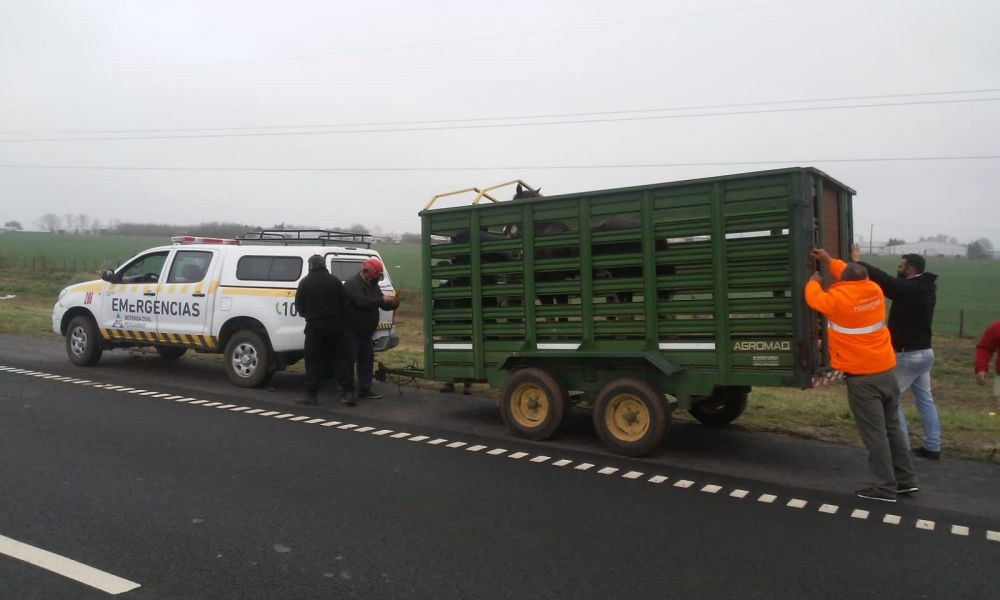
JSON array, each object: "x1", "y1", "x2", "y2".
[{"x1": 2, "y1": 234, "x2": 998, "y2": 461}]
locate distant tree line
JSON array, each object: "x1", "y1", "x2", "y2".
[{"x1": 21, "y1": 213, "x2": 422, "y2": 243}]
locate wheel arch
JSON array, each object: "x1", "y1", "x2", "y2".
[
  {"x1": 218, "y1": 316, "x2": 272, "y2": 353},
  {"x1": 60, "y1": 307, "x2": 98, "y2": 336}
]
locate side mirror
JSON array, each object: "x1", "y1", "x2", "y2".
[{"x1": 101, "y1": 269, "x2": 115, "y2": 282}]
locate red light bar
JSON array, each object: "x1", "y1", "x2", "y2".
[{"x1": 171, "y1": 236, "x2": 239, "y2": 245}]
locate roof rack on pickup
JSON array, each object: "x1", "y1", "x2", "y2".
[{"x1": 238, "y1": 230, "x2": 373, "y2": 248}]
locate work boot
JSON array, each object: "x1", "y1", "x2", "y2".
[
  {"x1": 912, "y1": 447, "x2": 941, "y2": 460},
  {"x1": 339, "y1": 391, "x2": 356, "y2": 406},
  {"x1": 296, "y1": 393, "x2": 318, "y2": 406}
]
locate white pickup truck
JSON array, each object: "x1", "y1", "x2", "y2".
[{"x1": 52, "y1": 231, "x2": 399, "y2": 387}]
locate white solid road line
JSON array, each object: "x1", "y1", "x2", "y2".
[{"x1": 0, "y1": 533, "x2": 140, "y2": 595}]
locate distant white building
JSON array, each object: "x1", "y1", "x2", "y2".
[{"x1": 881, "y1": 240, "x2": 967, "y2": 258}]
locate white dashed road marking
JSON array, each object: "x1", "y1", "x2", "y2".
[
  {"x1": 851, "y1": 509, "x2": 870, "y2": 520},
  {"x1": 574, "y1": 463, "x2": 594, "y2": 471},
  {"x1": 598, "y1": 467, "x2": 619, "y2": 475},
  {"x1": 701, "y1": 484, "x2": 722, "y2": 494},
  {"x1": 819, "y1": 504, "x2": 839, "y2": 515},
  {"x1": 674, "y1": 480, "x2": 694, "y2": 489},
  {"x1": 552, "y1": 459, "x2": 572, "y2": 467},
  {"x1": 758, "y1": 494, "x2": 777, "y2": 504},
  {"x1": 787, "y1": 499, "x2": 807, "y2": 509},
  {"x1": 648, "y1": 475, "x2": 669, "y2": 484},
  {"x1": 915, "y1": 520, "x2": 935, "y2": 531},
  {"x1": 0, "y1": 533, "x2": 141, "y2": 595},
  {"x1": 487, "y1": 448, "x2": 508, "y2": 456},
  {"x1": 951, "y1": 525, "x2": 970, "y2": 537},
  {"x1": 883, "y1": 515, "x2": 902, "y2": 525},
  {"x1": 508, "y1": 452, "x2": 528, "y2": 459},
  {"x1": 729, "y1": 489, "x2": 749, "y2": 499},
  {"x1": 622, "y1": 471, "x2": 643, "y2": 480}
]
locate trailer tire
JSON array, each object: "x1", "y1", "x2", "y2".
[
  {"x1": 593, "y1": 378, "x2": 669, "y2": 457},
  {"x1": 224, "y1": 329, "x2": 273, "y2": 388},
  {"x1": 499, "y1": 368, "x2": 567, "y2": 440},
  {"x1": 66, "y1": 315, "x2": 103, "y2": 367},
  {"x1": 689, "y1": 386, "x2": 749, "y2": 427},
  {"x1": 155, "y1": 345, "x2": 187, "y2": 360}
]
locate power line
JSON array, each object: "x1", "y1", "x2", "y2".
[
  {"x1": 2, "y1": 87, "x2": 997, "y2": 136},
  {"x1": 2, "y1": 155, "x2": 998, "y2": 173},
  {"x1": 1, "y1": 98, "x2": 997, "y2": 143}
]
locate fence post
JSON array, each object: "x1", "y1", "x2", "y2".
[{"x1": 959, "y1": 310, "x2": 965, "y2": 338}]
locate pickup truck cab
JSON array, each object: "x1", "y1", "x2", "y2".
[{"x1": 52, "y1": 231, "x2": 399, "y2": 387}]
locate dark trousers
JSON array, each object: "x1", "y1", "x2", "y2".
[
  {"x1": 304, "y1": 321, "x2": 343, "y2": 394},
  {"x1": 339, "y1": 329, "x2": 374, "y2": 394},
  {"x1": 845, "y1": 370, "x2": 918, "y2": 493}
]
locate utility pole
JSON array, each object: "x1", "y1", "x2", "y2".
[{"x1": 869, "y1": 223, "x2": 874, "y2": 254}]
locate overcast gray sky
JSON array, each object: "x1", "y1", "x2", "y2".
[{"x1": 2, "y1": 0, "x2": 998, "y2": 245}]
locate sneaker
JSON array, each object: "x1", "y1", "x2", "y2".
[
  {"x1": 912, "y1": 447, "x2": 941, "y2": 460},
  {"x1": 338, "y1": 392, "x2": 356, "y2": 406},
  {"x1": 897, "y1": 484, "x2": 919, "y2": 495},
  {"x1": 855, "y1": 487, "x2": 897, "y2": 503},
  {"x1": 359, "y1": 391, "x2": 382, "y2": 400},
  {"x1": 295, "y1": 393, "x2": 318, "y2": 406}
]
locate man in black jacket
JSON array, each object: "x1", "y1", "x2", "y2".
[
  {"x1": 294, "y1": 254, "x2": 346, "y2": 405},
  {"x1": 853, "y1": 244, "x2": 942, "y2": 459},
  {"x1": 339, "y1": 257, "x2": 399, "y2": 403}
]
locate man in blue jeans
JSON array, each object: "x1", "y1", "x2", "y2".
[{"x1": 853, "y1": 244, "x2": 941, "y2": 459}]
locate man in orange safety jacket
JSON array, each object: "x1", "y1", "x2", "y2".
[{"x1": 805, "y1": 248, "x2": 918, "y2": 503}]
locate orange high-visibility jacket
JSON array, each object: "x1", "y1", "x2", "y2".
[{"x1": 804, "y1": 259, "x2": 895, "y2": 375}]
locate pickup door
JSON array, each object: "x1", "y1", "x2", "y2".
[
  {"x1": 156, "y1": 249, "x2": 219, "y2": 345},
  {"x1": 101, "y1": 250, "x2": 169, "y2": 339}
]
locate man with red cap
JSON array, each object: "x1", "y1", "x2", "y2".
[{"x1": 338, "y1": 257, "x2": 399, "y2": 404}]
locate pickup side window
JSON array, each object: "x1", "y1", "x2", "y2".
[
  {"x1": 166, "y1": 251, "x2": 213, "y2": 283},
  {"x1": 118, "y1": 251, "x2": 169, "y2": 283},
  {"x1": 329, "y1": 260, "x2": 363, "y2": 282},
  {"x1": 236, "y1": 256, "x2": 304, "y2": 282}
]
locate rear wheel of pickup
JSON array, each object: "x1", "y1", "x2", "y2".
[
  {"x1": 500, "y1": 368, "x2": 567, "y2": 440},
  {"x1": 593, "y1": 378, "x2": 669, "y2": 457},
  {"x1": 224, "y1": 329, "x2": 273, "y2": 388},
  {"x1": 689, "y1": 386, "x2": 749, "y2": 426},
  {"x1": 66, "y1": 315, "x2": 103, "y2": 366},
  {"x1": 155, "y1": 346, "x2": 187, "y2": 360}
]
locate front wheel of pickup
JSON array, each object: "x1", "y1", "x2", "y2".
[
  {"x1": 224, "y1": 329, "x2": 273, "y2": 388},
  {"x1": 66, "y1": 315, "x2": 103, "y2": 366}
]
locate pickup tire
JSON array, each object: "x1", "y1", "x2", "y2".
[
  {"x1": 593, "y1": 378, "x2": 669, "y2": 457},
  {"x1": 499, "y1": 368, "x2": 567, "y2": 440},
  {"x1": 66, "y1": 315, "x2": 103, "y2": 367},
  {"x1": 224, "y1": 329, "x2": 273, "y2": 388},
  {"x1": 155, "y1": 346, "x2": 188, "y2": 360},
  {"x1": 689, "y1": 386, "x2": 749, "y2": 427}
]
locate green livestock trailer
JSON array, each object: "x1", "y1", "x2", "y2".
[{"x1": 411, "y1": 167, "x2": 853, "y2": 456}]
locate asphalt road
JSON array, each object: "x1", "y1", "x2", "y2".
[{"x1": 2, "y1": 335, "x2": 999, "y2": 599}]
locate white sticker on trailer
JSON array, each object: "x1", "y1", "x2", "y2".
[
  {"x1": 537, "y1": 343, "x2": 581, "y2": 350},
  {"x1": 434, "y1": 343, "x2": 473, "y2": 350},
  {"x1": 659, "y1": 342, "x2": 716, "y2": 350}
]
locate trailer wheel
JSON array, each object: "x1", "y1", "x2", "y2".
[
  {"x1": 224, "y1": 329, "x2": 273, "y2": 388},
  {"x1": 66, "y1": 315, "x2": 103, "y2": 366},
  {"x1": 689, "y1": 386, "x2": 749, "y2": 427},
  {"x1": 593, "y1": 378, "x2": 669, "y2": 457},
  {"x1": 499, "y1": 368, "x2": 567, "y2": 440},
  {"x1": 155, "y1": 346, "x2": 187, "y2": 360}
]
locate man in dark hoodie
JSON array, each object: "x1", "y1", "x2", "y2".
[
  {"x1": 339, "y1": 257, "x2": 399, "y2": 403},
  {"x1": 853, "y1": 244, "x2": 941, "y2": 459},
  {"x1": 294, "y1": 254, "x2": 346, "y2": 406}
]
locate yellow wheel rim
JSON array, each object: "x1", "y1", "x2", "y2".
[
  {"x1": 604, "y1": 393, "x2": 650, "y2": 442},
  {"x1": 509, "y1": 383, "x2": 550, "y2": 429}
]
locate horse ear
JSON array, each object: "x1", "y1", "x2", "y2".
[
  {"x1": 537, "y1": 187, "x2": 542, "y2": 194},
  {"x1": 516, "y1": 183, "x2": 524, "y2": 194}
]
